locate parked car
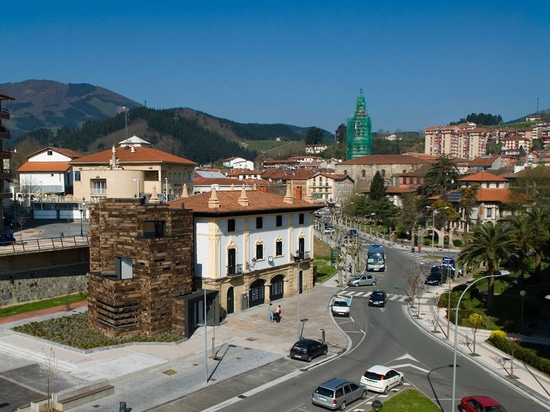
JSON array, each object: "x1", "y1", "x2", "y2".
[
  {"x1": 347, "y1": 274, "x2": 376, "y2": 287},
  {"x1": 360, "y1": 365, "x2": 404, "y2": 394},
  {"x1": 0, "y1": 234, "x2": 16, "y2": 246},
  {"x1": 290, "y1": 338, "x2": 328, "y2": 362},
  {"x1": 458, "y1": 395, "x2": 508, "y2": 412},
  {"x1": 312, "y1": 377, "x2": 367, "y2": 410},
  {"x1": 331, "y1": 296, "x2": 351, "y2": 317},
  {"x1": 425, "y1": 273, "x2": 444, "y2": 286},
  {"x1": 368, "y1": 290, "x2": 387, "y2": 307}
]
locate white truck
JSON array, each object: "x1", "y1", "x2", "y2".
[{"x1": 331, "y1": 296, "x2": 351, "y2": 317}]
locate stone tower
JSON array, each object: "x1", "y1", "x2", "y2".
[{"x1": 346, "y1": 89, "x2": 372, "y2": 159}]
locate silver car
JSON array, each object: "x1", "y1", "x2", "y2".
[
  {"x1": 312, "y1": 378, "x2": 367, "y2": 410},
  {"x1": 347, "y1": 274, "x2": 376, "y2": 287}
]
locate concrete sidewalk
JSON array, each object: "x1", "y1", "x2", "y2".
[{"x1": 1, "y1": 246, "x2": 549, "y2": 410}]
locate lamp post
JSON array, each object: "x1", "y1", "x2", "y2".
[
  {"x1": 294, "y1": 251, "x2": 303, "y2": 340},
  {"x1": 202, "y1": 278, "x2": 215, "y2": 383},
  {"x1": 451, "y1": 273, "x2": 505, "y2": 408},
  {"x1": 79, "y1": 207, "x2": 83, "y2": 236},
  {"x1": 520, "y1": 290, "x2": 526, "y2": 332}
]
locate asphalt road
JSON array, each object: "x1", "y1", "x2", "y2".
[{"x1": 166, "y1": 241, "x2": 550, "y2": 412}]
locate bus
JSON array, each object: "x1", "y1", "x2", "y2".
[{"x1": 366, "y1": 244, "x2": 386, "y2": 272}]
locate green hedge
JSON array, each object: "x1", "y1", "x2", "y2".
[{"x1": 488, "y1": 335, "x2": 550, "y2": 375}]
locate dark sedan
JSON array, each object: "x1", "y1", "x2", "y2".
[
  {"x1": 368, "y1": 290, "x2": 387, "y2": 307},
  {"x1": 290, "y1": 338, "x2": 328, "y2": 362}
]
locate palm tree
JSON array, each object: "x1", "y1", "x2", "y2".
[
  {"x1": 458, "y1": 221, "x2": 514, "y2": 308},
  {"x1": 503, "y1": 215, "x2": 531, "y2": 286},
  {"x1": 524, "y1": 206, "x2": 550, "y2": 283}
]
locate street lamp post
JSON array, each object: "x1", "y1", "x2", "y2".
[
  {"x1": 520, "y1": 290, "x2": 526, "y2": 332},
  {"x1": 295, "y1": 251, "x2": 303, "y2": 340},
  {"x1": 79, "y1": 208, "x2": 83, "y2": 236},
  {"x1": 202, "y1": 278, "x2": 215, "y2": 383},
  {"x1": 451, "y1": 273, "x2": 506, "y2": 408}
]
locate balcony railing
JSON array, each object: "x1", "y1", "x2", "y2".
[
  {"x1": 226, "y1": 264, "x2": 243, "y2": 276},
  {"x1": 293, "y1": 251, "x2": 311, "y2": 262},
  {"x1": 0, "y1": 235, "x2": 90, "y2": 256}
]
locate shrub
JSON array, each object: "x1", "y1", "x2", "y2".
[
  {"x1": 490, "y1": 330, "x2": 507, "y2": 340},
  {"x1": 488, "y1": 335, "x2": 550, "y2": 375}
]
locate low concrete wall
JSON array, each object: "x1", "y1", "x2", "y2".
[{"x1": 0, "y1": 247, "x2": 89, "y2": 307}]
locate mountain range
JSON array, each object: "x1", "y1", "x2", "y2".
[{"x1": 0, "y1": 80, "x2": 332, "y2": 165}]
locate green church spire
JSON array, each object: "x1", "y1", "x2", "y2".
[{"x1": 346, "y1": 89, "x2": 372, "y2": 159}]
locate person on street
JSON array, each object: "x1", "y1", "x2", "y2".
[
  {"x1": 268, "y1": 303, "x2": 273, "y2": 322},
  {"x1": 274, "y1": 305, "x2": 282, "y2": 323}
]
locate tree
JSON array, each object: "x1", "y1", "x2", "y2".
[
  {"x1": 417, "y1": 155, "x2": 461, "y2": 204},
  {"x1": 305, "y1": 126, "x2": 324, "y2": 145},
  {"x1": 369, "y1": 171, "x2": 386, "y2": 201},
  {"x1": 459, "y1": 184, "x2": 480, "y2": 236},
  {"x1": 524, "y1": 207, "x2": 550, "y2": 282},
  {"x1": 503, "y1": 215, "x2": 531, "y2": 286},
  {"x1": 468, "y1": 313, "x2": 483, "y2": 355},
  {"x1": 458, "y1": 221, "x2": 514, "y2": 308},
  {"x1": 509, "y1": 166, "x2": 550, "y2": 208},
  {"x1": 395, "y1": 192, "x2": 419, "y2": 238}
]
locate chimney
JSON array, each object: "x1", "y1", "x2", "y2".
[
  {"x1": 283, "y1": 183, "x2": 294, "y2": 204},
  {"x1": 182, "y1": 183, "x2": 189, "y2": 198},
  {"x1": 208, "y1": 188, "x2": 220, "y2": 209},
  {"x1": 238, "y1": 185, "x2": 249, "y2": 206}
]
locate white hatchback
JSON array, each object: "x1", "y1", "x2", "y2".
[{"x1": 360, "y1": 365, "x2": 404, "y2": 394}]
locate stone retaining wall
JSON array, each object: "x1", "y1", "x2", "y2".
[{"x1": 0, "y1": 263, "x2": 88, "y2": 307}]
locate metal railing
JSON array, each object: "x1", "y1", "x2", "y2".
[{"x1": 0, "y1": 235, "x2": 90, "y2": 255}]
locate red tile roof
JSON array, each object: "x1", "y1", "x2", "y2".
[
  {"x1": 168, "y1": 189, "x2": 318, "y2": 215},
  {"x1": 70, "y1": 146, "x2": 197, "y2": 165},
  {"x1": 26, "y1": 146, "x2": 82, "y2": 160},
  {"x1": 476, "y1": 188, "x2": 511, "y2": 203},
  {"x1": 460, "y1": 171, "x2": 507, "y2": 182},
  {"x1": 17, "y1": 162, "x2": 71, "y2": 172}
]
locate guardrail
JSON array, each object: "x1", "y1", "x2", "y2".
[{"x1": 0, "y1": 235, "x2": 90, "y2": 255}]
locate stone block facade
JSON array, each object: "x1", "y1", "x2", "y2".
[{"x1": 87, "y1": 198, "x2": 194, "y2": 338}]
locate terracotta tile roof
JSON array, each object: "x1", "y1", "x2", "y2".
[
  {"x1": 70, "y1": 146, "x2": 197, "y2": 165},
  {"x1": 168, "y1": 189, "x2": 319, "y2": 215},
  {"x1": 397, "y1": 164, "x2": 432, "y2": 176},
  {"x1": 460, "y1": 171, "x2": 507, "y2": 182},
  {"x1": 194, "y1": 177, "x2": 268, "y2": 187},
  {"x1": 340, "y1": 154, "x2": 435, "y2": 165},
  {"x1": 25, "y1": 146, "x2": 82, "y2": 160},
  {"x1": 468, "y1": 154, "x2": 501, "y2": 166},
  {"x1": 17, "y1": 162, "x2": 71, "y2": 172},
  {"x1": 476, "y1": 188, "x2": 511, "y2": 202}
]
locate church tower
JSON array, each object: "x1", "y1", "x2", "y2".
[{"x1": 346, "y1": 89, "x2": 372, "y2": 159}]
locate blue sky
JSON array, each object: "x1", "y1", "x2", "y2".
[{"x1": 4, "y1": 1, "x2": 549, "y2": 134}]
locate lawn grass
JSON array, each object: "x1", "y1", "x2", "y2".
[
  {"x1": 313, "y1": 237, "x2": 338, "y2": 284},
  {"x1": 0, "y1": 293, "x2": 87, "y2": 318},
  {"x1": 367, "y1": 388, "x2": 440, "y2": 411}
]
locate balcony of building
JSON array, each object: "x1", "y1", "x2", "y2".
[
  {"x1": 0, "y1": 125, "x2": 10, "y2": 139},
  {"x1": 0, "y1": 108, "x2": 10, "y2": 120}
]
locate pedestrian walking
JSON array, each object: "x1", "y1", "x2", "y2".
[
  {"x1": 274, "y1": 305, "x2": 282, "y2": 323},
  {"x1": 268, "y1": 303, "x2": 273, "y2": 322}
]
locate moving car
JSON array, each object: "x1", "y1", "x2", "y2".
[
  {"x1": 290, "y1": 338, "x2": 328, "y2": 362},
  {"x1": 0, "y1": 234, "x2": 16, "y2": 246},
  {"x1": 458, "y1": 395, "x2": 508, "y2": 412},
  {"x1": 312, "y1": 377, "x2": 367, "y2": 410},
  {"x1": 347, "y1": 274, "x2": 376, "y2": 287},
  {"x1": 368, "y1": 290, "x2": 387, "y2": 307},
  {"x1": 360, "y1": 365, "x2": 404, "y2": 394},
  {"x1": 331, "y1": 296, "x2": 351, "y2": 317}
]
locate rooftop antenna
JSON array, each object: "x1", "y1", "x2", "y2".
[{"x1": 536, "y1": 95, "x2": 539, "y2": 113}]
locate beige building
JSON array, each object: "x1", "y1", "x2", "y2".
[
  {"x1": 70, "y1": 136, "x2": 196, "y2": 204},
  {"x1": 168, "y1": 185, "x2": 319, "y2": 317},
  {"x1": 424, "y1": 123, "x2": 490, "y2": 160},
  {"x1": 334, "y1": 154, "x2": 435, "y2": 194}
]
